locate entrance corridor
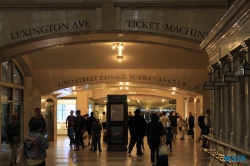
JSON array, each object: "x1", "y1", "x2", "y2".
[{"x1": 0, "y1": 134, "x2": 209, "y2": 166}]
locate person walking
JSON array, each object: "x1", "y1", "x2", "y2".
[
  {"x1": 92, "y1": 119, "x2": 102, "y2": 153},
  {"x1": 86, "y1": 112, "x2": 96, "y2": 149},
  {"x1": 178, "y1": 116, "x2": 187, "y2": 140},
  {"x1": 7, "y1": 115, "x2": 21, "y2": 166},
  {"x1": 24, "y1": 118, "x2": 49, "y2": 166},
  {"x1": 28, "y1": 108, "x2": 47, "y2": 136},
  {"x1": 165, "y1": 127, "x2": 173, "y2": 154},
  {"x1": 201, "y1": 109, "x2": 211, "y2": 148},
  {"x1": 74, "y1": 110, "x2": 86, "y2": 151},
  {"x1": 198, "y1": 114, "x2": 205, "y2": 141},
  {"x1": 169, "y1": 111, "x2": 180, "y2": 141},
  {"x1": 128, "y1": 109, "x2": 147, "y2": 155},
  {"x1": 188, "y1": 112, "x2": 195, "y2": 139},
  {"x1": 66, "y1": 110, "x2": 75, "y2": 146},
  {"x1": 146, "y1": 113, "x2": 164, "y2": 165},
  {"x1": 101, "y1": 111, "x2": 107, "y2": 130},
  {"x1": 159, "y1": 112, "x2": 171, "y2": 133}
]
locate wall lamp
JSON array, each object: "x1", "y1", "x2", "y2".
[
  {"x1": 213, "y1": 76, "x2": 229, "y2": 87},
  {"x1": 203, "y1": 73, "x2": 219, "y2": 90},
  {"x1": 234, "y1": 59, "x2": 250, "y2": 76},
  {"x1": 223, "y1": 70, "x2": 240, "y2": 82}
]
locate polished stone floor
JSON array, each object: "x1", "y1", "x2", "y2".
[{"x1": 0, "y1": 134, "x2": 209, "y2": 166}]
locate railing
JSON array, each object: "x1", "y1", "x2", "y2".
[{"x1": 203, "y1": 135, "x2": 250, "y2": 166}]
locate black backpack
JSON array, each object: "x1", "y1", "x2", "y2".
[{"x1": 198, "y1": 116, "x2": 205, "y2": 128}]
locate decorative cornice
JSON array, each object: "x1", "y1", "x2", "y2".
[
  {"x1": 0, "y1": 1, "x2": 227, "y2": 9},
  {"x1": 200, "y1": 0, "x2": 250, "y2": 55}
]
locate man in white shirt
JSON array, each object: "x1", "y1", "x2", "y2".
[
  {"x1": 101, "y1": 111, "x2": 107, "y2": 130},
  {"x1": 159, "y1": 112, "x2": 171, "y2": 133}
]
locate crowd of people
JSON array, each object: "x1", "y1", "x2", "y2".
[
  {"x1": 127, "y1": 108, "x2": 211, "y2": 166},
  {"x1": 6, "y1": 108, "x2": 210, "y2": 166}
]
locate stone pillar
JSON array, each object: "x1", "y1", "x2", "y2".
[
  {"x1": 222, "y1": 83, "x2": 230, "y2": 139},
  {"x1": 210, "y1": 90, "x2": 214, "y2": 137},
  {"x1": 176, "y1": 94, "x2": 185, "y2": 118},
  {"x1": 230, "y1": 82, "x2": 235, "y2": 143},
  {"x1": 195, "y1": 98, "x2": 201, "y2": 141},
  {"x1": 23, "y1": 77, "x2": 34, "y2": 137},
  {"x1": 203, "y1": 91, "x2": 210, "y2": 114},
  {"x1": 214, "y1": 86, "x2": 220, "y2": 137},
  {"x1": 234, "y1": 56, "x2": 245, "y2": 143},
  {"x1": 219, "y1": 86, "x2": 223, "y2": 140},
  {"x1": 242, "y1": 42, "x2": 250, "y2": 145},
  {"x1": 102, "y1": 2, "x2": 114, "y2": 31},
  {"x1": 76, "y1": 91, "x2": 88, "y2": 115}
]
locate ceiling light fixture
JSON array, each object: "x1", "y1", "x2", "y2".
[{"x1": 112, "y1": 42, "x2": 124, "y2": 62}]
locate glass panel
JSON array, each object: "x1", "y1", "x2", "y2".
[
  {"x1": 1, "y1": 61, "x2": 12, "y2": 83},
  {"x1": 14, "y1": 66, "x2": 23, "y2": 85},
  {"x1": 14, "y1": 104, "x2": 22, "y2": 124},
  {"x1": 1, "y1": 103, "x2": 11, "y2": 145},
  {"x1": 14, "y1": 89, "x2": 23, "y2": 102},
  {"x1": 1, "y1": 87, "x2": 12, "y2": 101}
]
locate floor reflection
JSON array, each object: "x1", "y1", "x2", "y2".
[{"x1": 0, "y1": 134, "x2": 209, "y2": 166}]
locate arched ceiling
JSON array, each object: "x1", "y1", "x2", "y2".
[{"x1": 9, "y1": 34, "x2": 208, "y2": 108}]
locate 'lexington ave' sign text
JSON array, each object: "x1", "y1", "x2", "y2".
[{"x1": 10, "y1": 20, "x2": 208, "y2": 40}]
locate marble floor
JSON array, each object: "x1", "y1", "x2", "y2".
[{"x1": 0, "y1": 134, "x2": 209, "y2": 166}]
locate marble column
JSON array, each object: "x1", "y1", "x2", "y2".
[
  {"x1": 222, "y1": 65, "x2": 230, "y2": 139},
  {"x1": 230, "y1": 81, "x2": 235, "y2": 143},
  {"x1": 219, "y1": 85, "x2": 223, "y2": 140},
  {"x1": 214, "y1": 84, "x2": 220, "y2": 137},
  {"x1": 242, "y1": 42, "x2": 250, "y2": 145},
  {"x1": 233, "y1": 56, "x2": 245, "y2": 143},
  {"x1": 23, "y1": 77, "x2": 35, "y2": 137},
  {"x1": 210, "y1": 90, "x2": 214, "y2": 137}
]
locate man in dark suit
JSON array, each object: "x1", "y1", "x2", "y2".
[
  {"x1": 128, "y1": 109, "x2": 147, "y2": 155},
  {"x1": 74, "y1": 110, "x2": 86, "y2": 151}
]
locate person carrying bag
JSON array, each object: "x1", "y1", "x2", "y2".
[{"x1": 7, "y1": 115, "x2": 21, "y2": 166}]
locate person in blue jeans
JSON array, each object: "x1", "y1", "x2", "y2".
[{"x1": 165, "y1": 127, "x2": 173, "y2": 153}]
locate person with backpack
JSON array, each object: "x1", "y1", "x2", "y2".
[
  {"x1": 91, "y1": 119, "x2": 102, "y2": 153},
  {"x1": 201, "y1": 109, "x2": 211, "y2": 148},
  {"x1": 198, "y1": 114, "x2": 205, "y2": 141},
  {"x1": 24, "y1": 118, "x2": 49, "y2": 166}
]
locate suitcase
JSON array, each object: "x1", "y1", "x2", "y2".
[{"x1": 156, "y1": 155, "x2": 168, "y2": 166}]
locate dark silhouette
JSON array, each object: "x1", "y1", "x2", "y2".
[
  {"x1": 128, "y1": 109, "x2": 147, "y2": 155},
  {"x1": 146, "y1": 113, "x2": 164, "y2": 164}
]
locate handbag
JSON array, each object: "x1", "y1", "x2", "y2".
[
  {"x1": 12, "y1": 136, "x2": 21, "y2": 142},
  {"x1": 83, "y1": 131, "x2": 88, "y2": 139},
  {"x1": 16, "y1": 145, "x2": 27, "y2": 164},
  {"x1": 159, "y1": 144, "x2": 170, "y2": 155}
]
